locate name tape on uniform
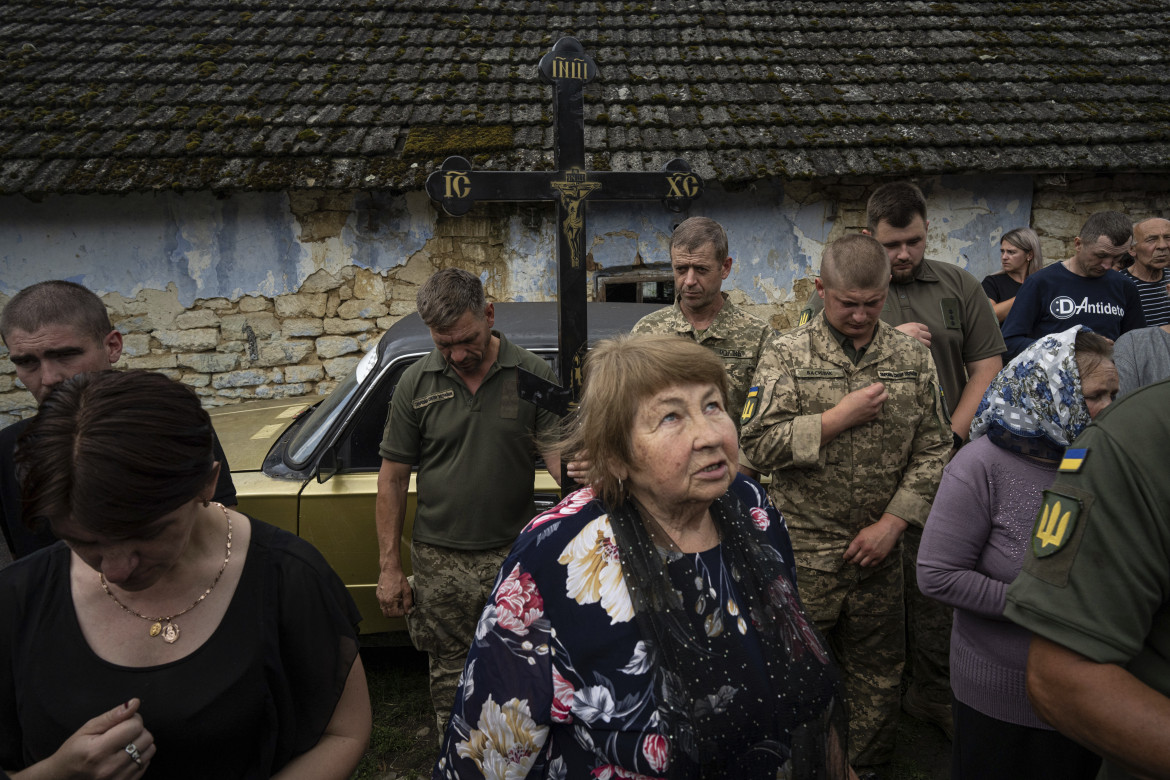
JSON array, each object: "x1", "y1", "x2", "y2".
[{"x1": 412, "y1": 389, "x2": 455, "y2": 409}]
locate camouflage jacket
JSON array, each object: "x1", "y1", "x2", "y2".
[
  {"x1": 740, "y1": 312, "x2": 951, "y2": 571},
  {"x1": 632, "y1": 293, "x2": 772, "y2": 428}
]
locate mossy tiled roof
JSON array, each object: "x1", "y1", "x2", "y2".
[{"x1": 1, "y1": 0, "x2": 1167, "y2": 194}]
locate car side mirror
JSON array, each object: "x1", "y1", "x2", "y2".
[{"x1": 316, "y1": 447, "x2": 339, "y2": 484}]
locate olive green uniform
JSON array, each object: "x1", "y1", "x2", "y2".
[
  {"x1": 379, "y1": 331, "x2": 558, "y2": 731},
  {"x1": 633, "y1": 293, "x2": 772, "y2": 428},
  {"x1": 741, "y1": 312, "x2": 951, "y2": 766},
  {"x1": 803, "y1": 257, "x2": 1005, "y2": 713},
  {"x1": 1006, "y1": 379, "x2": 1170, "y2": 780}
]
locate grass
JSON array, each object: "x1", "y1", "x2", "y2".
[{"x1": 353, "y1": 647, "x2": 438, "y2": 780}]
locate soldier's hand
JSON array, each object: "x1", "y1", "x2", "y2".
[
  {"x1": 377, "y1": 567, "x2": 413, "y2": 617},
  {"x1": 565, "y1": 456, "x2": 591, "y2": 483},
  {"x1": 833, "y1": 383, "x2": 888, "y2": 428},
  {"x1": 895, "y1": 321, "x2": 932, "y2": 348},
  {"x1": 843, "y1": 513, "x2": 908, "y2": 567}
]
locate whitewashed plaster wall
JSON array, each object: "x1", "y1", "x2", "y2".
[
  {"x1": 0, "y1": 172, "x2": 1056, "y2": 422},
  {"x1": 1, "y1": 174, "x2": 1032, "y2": 306}
]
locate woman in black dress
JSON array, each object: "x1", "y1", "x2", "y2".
[
  {"x1": 981, "y1": 227, "x2": 1043, "y2": 324},
  {"x1": 0, "y1": 370, "x2": 371, "y2": 779}
]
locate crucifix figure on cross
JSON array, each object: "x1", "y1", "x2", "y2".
[{"x1": 424, "y1": 36, "x2": 704, "y2": 481}]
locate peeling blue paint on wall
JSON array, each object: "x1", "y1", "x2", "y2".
[
  {"x1": 580, "y1": 181, "x2": 829, "y2": 304},
  {"x1": 925, "y1": 175, "x2": 1033, "y2": 278},
  {"x1": 348, "y1": 191, "x2": 435, "y2": 272},
  {"x1": 0, "y1": 192, "x2": 303, "y2": 305},
  {"x1": 502, "y1": 212, "x2": 556, "y2": 302},
  {"x1": 0, "y1": 175, "x2": 1033, "y2": 308}
]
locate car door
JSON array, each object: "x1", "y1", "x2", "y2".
[
  {"x1": 296, "y1": 358, "x2": 414, "y2": 638},
  {"x1": 296, "y1": 352, "x2": 562, "y2": 637}
]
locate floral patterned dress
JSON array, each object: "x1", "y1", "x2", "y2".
[{"x1": 434, "y1": 476, "x2": 816, "y2": 780}]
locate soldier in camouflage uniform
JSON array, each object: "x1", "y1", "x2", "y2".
[
  {"x1": 741, "y1": 234, "x2": 951, "y2": 772},
  {"x1": 375, "y1": 269, "x2": 562, "y2": 735},
  {"x1": 631, "y1": 217, "x2": 772, "y2": 475},
  {"x1": 800, "y1": 183, "x2": 1005, "y2": 737}
]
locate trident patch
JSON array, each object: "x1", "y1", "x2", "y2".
[
  {"x1": 1032, "y1": 490, "x2": 1081, "y2": 557},
  {"x1": 741, "y1": 386, "x2": 760, "y2": 423}
]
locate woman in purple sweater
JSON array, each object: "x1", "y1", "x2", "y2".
[{"x1": 917, "y1": 326, "x2": 1118, "y2": 780}]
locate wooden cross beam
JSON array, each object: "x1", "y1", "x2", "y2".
[{"x1": 425, "y1": 36, "x2": 704, "y2": 421}]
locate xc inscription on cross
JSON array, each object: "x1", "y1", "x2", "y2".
[{"x1": 425, "y1": 36, "x2": 703, "y2": 427}]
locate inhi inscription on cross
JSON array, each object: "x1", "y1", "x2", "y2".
[{"x1": 425, "y1": 35, "x2": 704, "y2": 427}]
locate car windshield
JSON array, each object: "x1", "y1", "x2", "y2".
[{"x1": 286, "y1": 347, "x2": 379, "y2": 466}]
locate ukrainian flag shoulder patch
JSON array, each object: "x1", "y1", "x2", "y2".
[
  {"x1": 741, "y1": 386, "x2": 760, "y2": 423},
  {"x1": 1059, "y1": 447, "x2": 1088, "y2": 473}
]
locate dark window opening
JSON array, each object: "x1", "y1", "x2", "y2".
[{"x1": 595, "y1": 267, "x2": 674, "y2": 304}]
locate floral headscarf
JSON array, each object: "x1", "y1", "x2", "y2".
[{"x1": 969, "y1": 325, "x2": 1092, "y2": 460}]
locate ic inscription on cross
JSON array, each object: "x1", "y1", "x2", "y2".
[{"x1": 424, "y1": 36, "x2": 704, "y2": 430}]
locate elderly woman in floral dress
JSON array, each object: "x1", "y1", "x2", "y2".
[{"x1": 434, "y1": 334, "x2": 851, "y2": 780}]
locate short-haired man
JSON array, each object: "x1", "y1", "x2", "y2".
[
  {"x1": 375, "y1": 268, "x2": 561, "y2": 734},
  {"x1": 803, "y1": 183, "x2": 1006, "y2": 443},
  {"x1": 1002, "y1": 211, "x2": 1146, "y2": 360},
  {"x1": 632, "y1": 216, "x2": 772, "y2": 432},
  {"x1": 742, "y1": 234, "x2": 951, "y2": 771},
  {"x1": 1005, "y1": 379, "x2": 1170, "y2": 780},
  {"x1": 1121, "y1": 217, "x2": 1170, "y2": 326},
  {"x1": 0, "y1": 280, "x2": 237, "y2": 559},
  {"x1": 801, "y1": 182, "x2": 1005, "y2": 734}
]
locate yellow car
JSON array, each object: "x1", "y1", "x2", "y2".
[{"x1": 210, "y1": 302, "x2": 655, "y2": 641}]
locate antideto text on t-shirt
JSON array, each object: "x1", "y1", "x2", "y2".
[{"x1": 1048, "y1": 296, "x2": 1125, "y2": 320}]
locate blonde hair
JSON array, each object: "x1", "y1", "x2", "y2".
[
  {"x1": 1001, "y1": 227, "x2": 1043, "y2": 277},
  {"x1": 556, "y1": 334, "x2": 729, "y2": 507}
]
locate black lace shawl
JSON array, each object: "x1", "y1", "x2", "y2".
[{"x1": 607, "y1": 487, "x2": 851, "y2": 780}]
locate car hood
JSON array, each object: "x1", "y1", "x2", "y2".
[{"x1": 208, "y1": 398, "x2": 317, "y2": 472}]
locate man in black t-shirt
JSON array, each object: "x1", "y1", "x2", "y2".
[
  {"x1": 0, "y1": 280, "x2": 237, "y2": 559},
  {"x1": 1002, "y1": 211, "x2": 1145, "y2": 360}
]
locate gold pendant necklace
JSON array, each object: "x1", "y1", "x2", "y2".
[{"x1": 100, "y1": 503, "x2": 233, "y2": 644}]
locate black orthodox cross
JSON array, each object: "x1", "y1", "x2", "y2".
[{"x1": 424, "y1": 37, "x2": 703, "y2": 476}]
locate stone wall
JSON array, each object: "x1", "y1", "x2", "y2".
[
  {"x1": 0, "y1": 201, "x2": 516, "y2": 426},
  {"x1": 2, "y1": 171, "x2": 1168, "y2": 426},
  {"x1": 0, "y1": 263, "x2": 431, "y2": 426}
]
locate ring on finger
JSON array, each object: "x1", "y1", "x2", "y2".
[{"x1": 124, "y1": 742, "x2": 143, "y2": 766}]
